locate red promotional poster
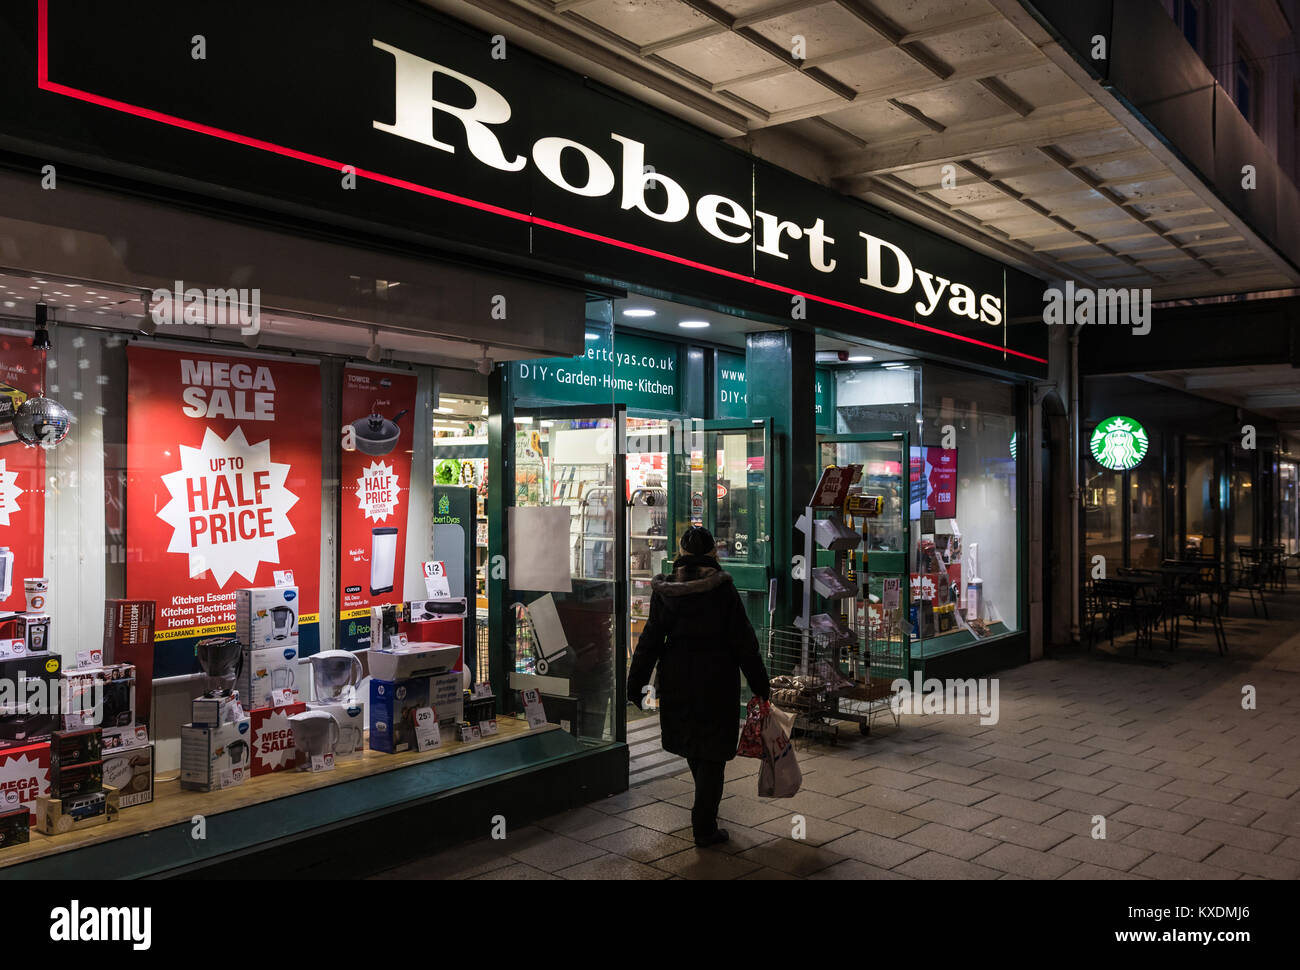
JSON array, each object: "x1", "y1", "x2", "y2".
[
  {"x1": 339, "y1": 367, "x2": 417, "y2": 651},
  {"x1": 126, "y1": 347, "x2": 322, "y2": 678},
  {"x1": 0, "y1": 339, "x2": 46, "y2": 614},
  {"x1": 924, "y1": 447, "x2": 959, "y2": 520}
]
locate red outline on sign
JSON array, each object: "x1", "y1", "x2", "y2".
[{"x1": 34, "y1": 0, "x2": 1046, "y2": 364}]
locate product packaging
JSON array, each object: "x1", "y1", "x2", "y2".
[
  {"x1": 101, "y1": 742, "x2": 154, "y2": 808},
  {"x1": 369, "y1": 603, "x2": 407, "y2": 651},
  {"x1": 235, "y1": 586, "x2": 300, "y2": 647},
  {"x1": 0, "y1": 741, "x2": 51, "y2": 823},
  {"x1": 49, "y1": 759, "x2": 101, "y2": 799},
  {"x1": 0, "y1": 804, "x2": 29, "y2": 848},
  {"x1": 180, "y1": 718, "x2": 251, "y2": 792},
  {"x1": 237, "y1": 644, "x2": 299, "y2": 709},
  {"x1": 305, "y1": 700, "x2": 365, "y2": 757},
  {"x1": 0, "y1": 652, "x2": 62, "y2": 749},
  {"x1": 190, "y1": 694, "x2": 242, "y2": 728},
  {"x1": 61, "y1": 664, "x2": 136, "y2": 731},
  {"x1": 35, "y1": 787, "x2": 119, "y2": 836},
  {"x1": 369, "y1": 673, "x2": 462, "y2": 754},
  {"x1": 101, "y1": 600, "x2": 155, "y2": 724},
  {"x1": 49, "y1": 727, "x2": 103, "y2": 769},
  {"x1": 21, "y1": 614, "x2": 50, "y2": 654},
  {"x1": 249, "y1": 702, "x2": 307, "y2": 777}
]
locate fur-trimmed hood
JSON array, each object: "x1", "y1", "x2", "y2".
[{"x1": 651, "y1": 554, "x2": 734, "y2": 597}]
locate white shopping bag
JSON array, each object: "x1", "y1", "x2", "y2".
[{"x1": 757, "y1": 703, "x2": 802, "y2": 798}]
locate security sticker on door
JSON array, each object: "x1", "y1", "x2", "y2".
[{"x1": 422, "y1": 561, "x2": 450, "y2": 599}]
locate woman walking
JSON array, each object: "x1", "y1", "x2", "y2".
[{"x1": 627, "y1": 526, "x2": 770, "y2": 847}]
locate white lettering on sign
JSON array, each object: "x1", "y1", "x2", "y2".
[
  {"x1": 370, "y1": 40, "x2": 1004, "y2": 331},
  {"x1": 0, "y1": 458, "x2": 20, "y2": 526},
  {"x1": 179, "y1": 359, "x2": 277, "y2": 421},
  {"x1": 357, "y1": 459, "x2": 401, "y2": 523}
]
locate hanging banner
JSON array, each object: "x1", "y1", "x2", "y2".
[
  {"x1": 924, "y1": 448, "x2": 958, "y2": 520},
  {"x1": 339, "y1": 368, "x2": 418, "y2": 651},
  {"x1": 0, "y1": 338, "x2": 45, "y2": 614},
  {"x1": 126, "y1": 347, "x2": 322, "y2": 678}
]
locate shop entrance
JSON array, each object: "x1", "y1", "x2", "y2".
[{"x1": 816, "y1": 432, "x2": 913, "y2": 683}]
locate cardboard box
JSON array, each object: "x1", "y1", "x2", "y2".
[
  {"x1": 101, "y1": 742, "x2": 153, "y2": 808},
  {"x1": 235, "y1": 586, "x2": 300, "y2": 647},
  {"x1": 0, "y1": 652, "x2": 61, "y2": 749},
  {"x1": 101, "y1": 600, "x2": 154, "y2": 725},
  {"x1": 369, "y1": 673, "x2": 462, "y2": 754},
  {"x1": 180, "y1": 718, "x2": 251, "y2": 792},
  {"x1": 61, "y1": 664, "x2": 136, "y2": 731},
  {"x1": 21, "y1": 614, "x2": 50, "y2": 655},
  {"x1": 369, "y1": 603, "x2": 406, "y2": 651},
  {"x1": 190, "y1": 694, "x2": 242, "y2": 728},
  {"x1": 49, "y1": 727, "x2": 102, "y2": 769},
  {"x1": 35, "y1": 787, "x2": 119, "y2": 836},
  {"x1": 305, "y1": 700, "x2": 365, "y2": 757},
  {"x1": 0, "y1": 741, "x2": 50, "y2": 824},
  {"x1": 49, "y1": 759, "x2": 101, "y2": 799},
  {"x1": 249, "y1": 702, "x2": 307, "y2": 777},
  {"x1": 0, "y1": 804, "x2": 29, "y2": 848},
  {"x1": 236, "y1": 644, "x2": 300, "y2": 710}
]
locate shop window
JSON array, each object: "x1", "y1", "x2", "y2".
[{"x1": 1129, "y1": 461, "x2": 1164, "y2": 568}]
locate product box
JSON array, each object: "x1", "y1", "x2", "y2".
[
  {"x1": 249, "y1": 702, "x2": 307, "y2": 777},
  {"x1": 180, "y1": 718, "x2": 251, "y2": 792},
  {"x1": 235, "y1": 586, "x2": 300, "y2": 647},
  {"x1": 101, "y1": 600, "x2": 155, "y2": 725},
  {"x1": 49, "y1": 727, "x2": 102, "y2": 769},
  {"x1": 0, "y1": 804, "x2": 29, "y2": 848},
  {"x1": 61, "y1": 664, "x2": 136, "y2": 731},
  {"x1": 0, "y1": 741, "x2": 50, "y2": 824},
  {"x1": 306, "y1": 700, "x2": 365, "y2": 757},
  {"x1": 101, "y1": 742, "x2": 154, "y2": 808},
  {"x1": 369, "y1": 603, "x2": 407, "y2": 651},
  {"x1": 406, "y1": 598, "x2": 468, "y2": 623},
  {"x1": 369, "y1": 673, "x2": 462, "y2": 754},
  {"x1": 36, "y1": 786, "x2": 119, "y2": 836},
  {"x1": 49, "y1": 759, "x2": 101, "y2": 799},
  {"x1": 237, "y1": 644, "x2": 300, "y2": 710},
  {"x1": 22, "y1": 614, "x2": 50, "y2": 654},
  {"x1": 0, "y1": 652, "x2": 62, "y2": 749},
  {"x1": 190, "y1": 694, "x2": 242, "y2": 728}
]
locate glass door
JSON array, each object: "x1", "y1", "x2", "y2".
[{"x1": 818, "y1": 432, "x2": 912, "y2": 680}]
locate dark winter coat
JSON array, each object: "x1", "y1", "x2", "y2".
[{"x1": 627, "y1": 554, "x2": 771, "y2": 762}]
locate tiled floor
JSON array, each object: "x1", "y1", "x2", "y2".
[{"x1": 374, "y1": 588, "x2": 1300, "y2": 880}]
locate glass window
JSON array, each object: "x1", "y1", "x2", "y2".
[
  {"x1": 1129, "y1": 458, "x2": 1163, "y2": 568},
  {"x1": 1184, "y1": 444, "x2": 1219, "y2": 557},
  {"x1": 1231, "y1": 451, "x2": 1255, "y2": 550}
]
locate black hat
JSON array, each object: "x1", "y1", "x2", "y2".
[{"x1": 680, "y1": 526, "x2": 716, "y2": 556}]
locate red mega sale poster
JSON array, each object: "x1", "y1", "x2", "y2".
[
  {"x1": 0, "y1": 338, "x2": 46, "y2": 614},
  {"x1": 126, "y1": 347, "x2": 322, "y2": 678},
  {"x1": 924, "y1": 447, "x2": 958, "y2": 520},
  {"x1": 338, "y1": 367, "x2": 417, "y2": 651}
]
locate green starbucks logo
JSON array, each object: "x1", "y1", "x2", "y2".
[
  {"x1": 438, "y1": 494, "x2": 450, "y2": 515},
  {"x1": 1090, "y1": 415, "x2": 1148, "y2": 470}
]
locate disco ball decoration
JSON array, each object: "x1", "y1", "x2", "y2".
[{"x1": 12, "y1": 395, "x2": 71, "y2": 448}]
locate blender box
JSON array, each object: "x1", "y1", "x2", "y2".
[
  {"x1": 249, "y1": 702, "x2": 307, "y2": 777},
  {"x1": 237, "y1": 644, "x2": 300, "y2": 709},
  {"x1": 180, "y1": 718, "x2": 251, "y2": 792},
  {"x1": 369, "y1": 673, "x2": 462, "y2": 754},
  {"x1": 102, "y1": 741, "x2": 154, "y2": 808},
  {"x1": 235, "y1": 586, "x2": 300, "y2": 647},
  {"x1": 0, "y1": 652, "x2": 62, "y2": 749},
  {"x1": 305, "y1": 701, "x2": 365, "y2": 757},
  {"x1": 0, "y1": 741, "x2": 50, "y2": 824}
]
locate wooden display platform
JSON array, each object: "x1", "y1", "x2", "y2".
[{"x1": 0, "y1": 717, "x2": 552, "y2": 871}]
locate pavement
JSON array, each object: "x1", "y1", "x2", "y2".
[{"x1": 373, "y1": 587, "x2": 1300, "y2": 880}]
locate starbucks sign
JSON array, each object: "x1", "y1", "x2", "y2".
[{"x1": 1090, "y1": 416, "x2": 1148, "y2": 470}]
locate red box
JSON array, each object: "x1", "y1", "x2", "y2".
[
  {"x1": 102, "y1": 600, "x2": 155, "y2": 725},
  {"x1": 249, "y1": 702, "x2": 307, "y2": 777},
  {"x1": 0, "y1": 741, "x2": 51, "y2": 824}
]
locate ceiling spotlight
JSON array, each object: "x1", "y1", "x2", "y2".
[
  {"x1": 31, "y1": 301, "x2": 51, "y2": 351},
  {"x1": 365, "y1": 327, "x2": 382, "y2": 362},
  {"x1": 622, "y1": 308, "x2": 655, "y2": 318},
  {"x1": 475, "y1": 344, "x2": 494, "y2": 376},
  {"x1": 847, "y1": 355, "x2": 873, "y2": 363},
  {"x1": 678, "y1": 320, "x2": 709, "y2": 329}
]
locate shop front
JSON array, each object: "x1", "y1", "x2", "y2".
[{"x1": 0, "y1": 0, "x2": 1046, "y2": 875}]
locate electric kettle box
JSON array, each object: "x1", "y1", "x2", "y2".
[
  {"x1": 305, "y1": 701, "x2": 365, "y2": 757},
  {"x1": 249, "y1": 702, "x2": 307, "y2": 777},
  {"x1": 0, "y1": 741, "x2": 51, "y2": 824},
  {"x1": 236, "y1": 644, "x2": 300, "y2": 710},
  {"x1": 101, "y1": 742, "x2": 154, "y2": 808},
  {"x1": 180, "y1": 718, "x2": 251, "y2": 792},
  {"x1": 235, "y1": 586, "x2": 300, "y2": 647}
]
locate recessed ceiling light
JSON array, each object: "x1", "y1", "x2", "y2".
[
  {"x1": 622, "y1": 308, "x2": 655, "y2": 318},
  {"x1": 585, "y1": 332, "x2": 600, "y2": 341},
  {"x1": 847, "y1": 355, "x2": 873, "y2": 362},
  {"x1": 883, "y1": 362, "x2": 909, "y2": 370},
  {"x1": 678, "y1": 320, "x2": 709, "y2": 329}
]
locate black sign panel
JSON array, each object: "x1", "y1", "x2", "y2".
[{"x1": 0, "y1": 0, "x2": 1046, "y2": 374}]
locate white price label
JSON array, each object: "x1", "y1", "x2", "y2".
[
  {"x1": 422, "y1": 561, "x2": 451, "y2": 599},
  {"x1": 882, "y1": 578, "x2": 901, "y2": 611},
  {"x1": 479, "y1": 719, "x2": 498, "y2": 736},
  {"x1": 76, "y1": 650, "x2": 101, "y2": 669},
  {"x1": 521, "y1": 688, "x2": 547, "y2": 730},
  {"x1": 414, "y1": 706, "x2": 441, "y2": 751},
  {"x1": 309, "y1": 753, "x2": 335, "y2": 772},
  {"x1": 271, "y1": 688, "x2": 296, "y2": 707},
  {"x1": 472, "y1": 682, "x2": 494, "y2": 699},
  {"x1": 273, "y1": 570, "x2": 295, "y2": 587}
]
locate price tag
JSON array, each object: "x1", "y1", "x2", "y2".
[
  {"x1": 479, "y1": 719, "x2": 498, "y2": 736},
  {"x1": 0, "y1": 640, "x2": 20, "y2": 659},
  {"x1": 82, "y1": 710, "x2": 98, "y2": 728},
  {"x1": 457, "y1": 723, "x2": 473, "y2": 742},
  {"x1": 76, "y1": 649, "x2": 102, "y2": 669},
  {"x1": 273, "y1": 570, "x2": 295, "y2": 587},
  {"x1": 218, "y1": 768, "x2": 235, "y2": 789},
  {"x1": 882, "y1": 578, "x2": 901, "y2": 611},
  {"x1": 422, "y1": 561, "x2": 451, "y2": 599},
  {"x1": 309, "y1": 753, "x2": 335, "y2": 772},
  {"x1": 1, "y1": 790, "x2": 17, "y2": 807},
  {"x1": 413, "y1": 706, "x2": 441, "y2": 751},
  {"x1": 271, "y1": 688, "x2": 296, "y2": 707},
  {"x1": 472, "y1": 682, "x2": 494, "y2": 699},
  {"x1": 521, "y1": 688, "x2": 547, "y2": 729}
]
